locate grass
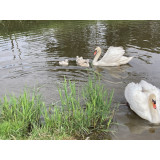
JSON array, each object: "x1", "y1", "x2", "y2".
[
  {"x1": 42, "y1": 75, "x2": 116, "y2": 139},
  {"x1": 0, "y1": 75, "x2": 117, "y2": 140},
  {"x1": 0, "y1": 89, "x2": 44, "y2": 139}
]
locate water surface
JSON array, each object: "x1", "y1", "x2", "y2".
[{"x1": 0, "y1": 20, "x2": 160, "y2": 139}]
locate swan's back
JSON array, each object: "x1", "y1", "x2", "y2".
[
  {"x1": 125, "y1": 82, "x2": 154, "y2": 121},
  {"x1": 140, "y1": 80, "x2": 159, "y2": 92},
  {"x1": 125, "y1": 82, "x2": 148, "y2": 116}
]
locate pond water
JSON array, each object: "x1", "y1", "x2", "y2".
[{"x1": 0, "y1": 20, "x2": 160, "y2": 140}]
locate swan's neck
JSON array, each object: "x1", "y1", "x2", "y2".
[
  {"x1": 93, "y1": 50, "x2": 101, "y2": 64},
  {"x1": 149, "y1": 107, "x2": 160, "y2": 123}
]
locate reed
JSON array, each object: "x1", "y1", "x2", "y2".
[
  {"x1": 0, "y1": 75, "x2": 116, "y2": 139},
  {"x1": 0, "y1": 89, "x2": 44, "y2": 139},
  {"x1": 43, "y1": 75, "x2": 116, "y2": 139}
]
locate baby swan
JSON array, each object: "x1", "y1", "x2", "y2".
[
  {"x1": 59, "y1": 59, "x2": 69, "y2": 66},
  {"x1": 78, "y1": 61, "x2": 90, "y2": 67},
  {"x1": 76, "y1": 56, "x2": 89, "y2": 67},
  {"x1": 76, "y1": 56, "x2": 83, "y2": 63}
]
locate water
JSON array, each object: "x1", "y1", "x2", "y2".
[{"x1": 0, "y1": 20, "x2": 160, "y2": 139}]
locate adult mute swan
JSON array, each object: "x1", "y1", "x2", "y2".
[
  {"x1": 59, "y1": 59, "x2": 69, "y2": 66},
  {"x1": 93, "y1": 46, "x2": 133, "y2": 66},
  {"x1": 125, "y1": 80, "x2": 160, "y2": 124}
]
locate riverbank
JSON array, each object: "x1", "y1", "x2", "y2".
[{"x1": 0, "y1": 75, "x2": 117, "y2": 140}]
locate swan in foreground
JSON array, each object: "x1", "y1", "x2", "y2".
[
  {"x1": 59, "y1": 59, "x2": 69, "y2": 66},
  {"x1": 93, "y1": 46, "x2": 133, "y2": 66},
  {"x1": 76, "y1": 56, "x2": 90, "y2": 67},
  {"x1": 125, "y1": 80, "x2": 160, "y2": 124}
]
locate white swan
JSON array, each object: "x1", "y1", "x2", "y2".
[
  {"x1": 59, "y1": 59, "x2": 69, "y2": 66},
  {"x1": 93, "y1": 46, "x2": 133, "y2": 66},
  {"x1": 78, "y1": 61, "x2": 89, "y2": 67},
  {"x1": 125, "y1": 80, "x2": 160, "y2": 123},
  {"x1": 76, "y1": 56, "x2": 83, "y2": 63},
  {"x1": 76, "y1": 56, "x2": 89, "y2": 67},
  {"x1": 76, "y1": 56, "x2": 89, "y2": 64}
]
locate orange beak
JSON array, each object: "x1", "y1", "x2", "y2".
[
  {"x1": 152, "y1": 99, "x2": 156, "y2": 109},
  {"x1": 153, "y1": 103, "x2": 156, "y2": 109},
  {"x1": 94, "y1": 50, "x2": 97, "y2": 55}
]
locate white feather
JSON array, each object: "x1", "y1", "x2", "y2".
[
  {"x1": 125, "y1": 80, "x2": 160, "y2": 123},
  {"x1": 93, "y1": 46, "x2": 133, "y2": 66}
]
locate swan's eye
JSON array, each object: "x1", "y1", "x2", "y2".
[
  {"x1": 152, "y1": 99, "x2": 156, "y2": 109},
  {"x1": 152, "y1": 99, "x2": 156, "y2": 104}
]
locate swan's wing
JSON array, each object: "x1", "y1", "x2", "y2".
[
  {"x1": 100, "y1": 46, "x2": 125, "y2": 63},
  {"x1": 125, "y1": 82, "x2": 151, "y2": 120},
  {"x1": 119, "y1": 56, "x2": 133, "y2": 65},
  {"x1": 140, "y1": 80, "x2": 160, "y2": 92}
]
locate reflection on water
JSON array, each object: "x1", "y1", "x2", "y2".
[
  {"x1": 1, "y1": 20, "x2": 160, "y2": 139},
  {"x1": 112, "y1": 105, "x2": 160, "y2": 139},
  {"x1": 94, "y1": 64, "x2": 130, "y2": 82}
]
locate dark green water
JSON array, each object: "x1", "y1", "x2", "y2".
[{"x1": 0, "y1": 20, "x2": 160, "y2": 139}]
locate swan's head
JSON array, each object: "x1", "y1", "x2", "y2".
[
  {"x1": 94, "y1": 46, "x2": 101, "y2": 55},
  {"x1": 149, "y1": 94, "x2": 156, "y2": 109},
  {"x1": 148, "y1": 93, "x2": 160, "y2": 123}
]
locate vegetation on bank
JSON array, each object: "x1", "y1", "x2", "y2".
[{"x1": 0, "y1": 76, "x2": 117, "y2": 140}]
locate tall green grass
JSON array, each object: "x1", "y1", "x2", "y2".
[
  {"x1": 43, "y1": 76, "x2": 116, "y2": 139},
  {"x1": 0, "y1": 89, "x2": 44, "y2": 139},
  {"x1": 0, "y1": 75, "x2": 117, "y2": 139}
]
